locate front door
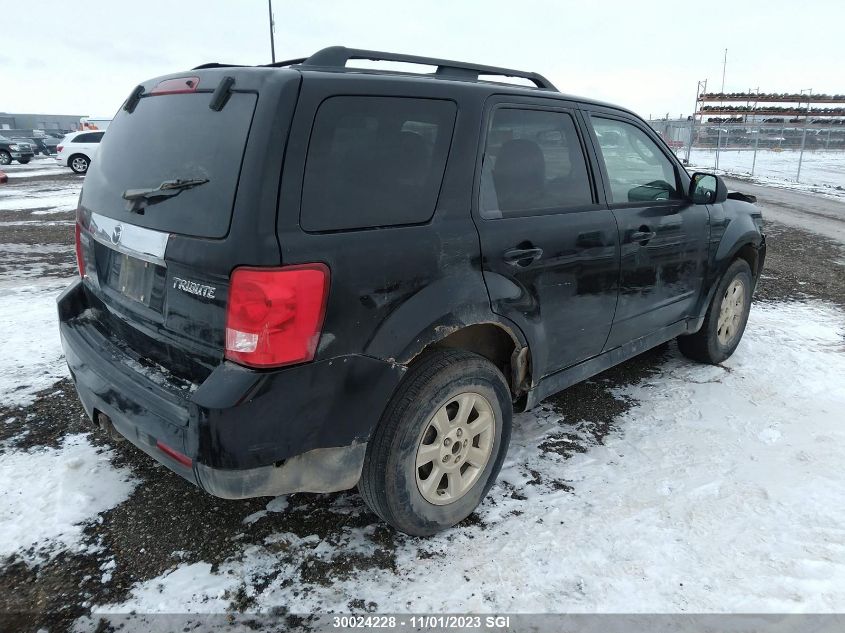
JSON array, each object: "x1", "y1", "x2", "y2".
[
  {"x1": 584, "y1": 112, "x2": 710, "y2": 349},
  {"x1": 473, "y1": 101, "x2": 619, "y2": 378}
]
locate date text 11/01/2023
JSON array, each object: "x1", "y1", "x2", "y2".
[{"x1": 332, "y1": 615, "x2": 512, "y2": 629}]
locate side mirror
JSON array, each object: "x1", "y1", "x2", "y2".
[{"x1": 689, "y1": 172, "x2": 728, "y2": 204}]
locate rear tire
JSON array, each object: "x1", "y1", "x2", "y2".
[
  {"x1": 678, "y1": 258, "x2": 752, "y2": 364},
  {"x1": 0, "y1": 151, "x2": 10, "y2": 166},
  {"x1": 359, "y1": 349, "x2": 512, "y2": 536},
  {"x1": 70, "y1": 155, "x2": 89, "y2": 174}
]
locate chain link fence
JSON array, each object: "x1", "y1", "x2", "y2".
[{"x1": 648, "y1": 119, "x2": 845, "y2": 186}]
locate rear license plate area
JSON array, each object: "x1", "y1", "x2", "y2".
[{"x1": 109, "y1": 253, "x2": 159, "y2": 307}]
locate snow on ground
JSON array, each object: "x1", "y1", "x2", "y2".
[
  {"x1": 0, "y1": 434, "x2": 137, "y2": 564},
  {"x1": 0, "y1": 279, "x2": 72, "y2": 407},
  {"x1": 92, "y1": 300, "x2": 845, "y2": 615},
  {"x1": 0, "y1": 182, "x2": 80, "y2": 213},
  {"x1": 686, "y1": 149, "x2": 845, "y2": 197},
  {"x1": 0, "y1": 156, "x2": 69, "y2": 179}
]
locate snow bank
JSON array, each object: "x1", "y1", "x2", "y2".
[
  {"x1": 0, "y1": 433, "x2": 137, "y2": 563},
  {"x1": 0, "y1": 279, "x2": 72, "y2": 406},
  {"x1": 92, "y1": 300, "x2": 845, "y2": 614}
]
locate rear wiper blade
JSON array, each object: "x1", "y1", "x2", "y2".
[{"x1": 122, "y1": 178, "x2": 209, "y2": 213}]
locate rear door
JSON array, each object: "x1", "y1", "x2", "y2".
[
  {"x1": 77, "y1": 70, "x2": 299, "y2": 377},
  {"x1": 473, "y1": 97, "x2": 619, "y2": 378},
  {"x1": 582, "y1": 110, "x2": 709, "y2": 348}
]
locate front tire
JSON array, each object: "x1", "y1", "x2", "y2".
[
  {"x1": 17, "y1": 158, "x2": 30, "y2": 164},
  {"x1": 69, "y1": 155, "x2": 89, "y2": 174},
  {"x1": 678, "y1": 258, "x2": 753, "y2": 364},
  {"x1": 359, "y1": 350, "x2": 512, "y2": 536},
  {"x1": 0, "y1": 151, "x2": 10, "y2": 166}
]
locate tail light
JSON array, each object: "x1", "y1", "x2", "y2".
[
  {"x1": 74, "y1": 222, "x2": 85, "y2": 277},
  {"x1": 225, "y1": 264, "x2": 330, "y2": 368},
  {"x1": 74, "y1": 200, "x2": 89, "y2": 278},
  {"x1": 56, "y1": 145, "x2": 63, "y2": 153}
]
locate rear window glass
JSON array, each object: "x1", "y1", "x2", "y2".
[
  {"x1": 81, "y1": 92, "x2": 256, "y2": 239},
  {"x1": 301, "y1": 96, "x2": 456, "y2": 231}
]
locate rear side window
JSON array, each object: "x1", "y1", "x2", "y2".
[
  {"x1": 301, "y1": 97, "x2": 456, "y2": 231},
  {"x1": 481, "y1": 108, "x2": 593, "y2": 218},
  {"x1": 73, "y1": 132, "x2": 104, "y2": 143}
]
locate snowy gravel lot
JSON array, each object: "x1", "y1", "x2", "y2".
[
  {"x1": 1, "y1": 158, "x2": 845, "y2": 631},
  {"x1": 685, "y1": 149, "x2": 845, "y2": 200}
]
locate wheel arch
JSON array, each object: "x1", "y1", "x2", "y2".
[
  {"x1": 695, "y1": 228, "x2": 764, "y2": 325},
  {"x1": 364, "y1": 279, "x2": 532, "y2": 408}
]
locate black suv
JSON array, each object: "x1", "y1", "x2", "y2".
[
  {"x1": 0, "y1": 135, "x2": 35, "y2": 165},
  {"x1": 58, "y1": 47, "x2": 765, "y2": 535}
]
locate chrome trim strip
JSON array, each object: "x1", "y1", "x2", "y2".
[{"x1": 88, "y1": 212, "x2": 169, "y2": 266}]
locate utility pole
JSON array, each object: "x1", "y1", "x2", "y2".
[
  {"x1": 268, "y1": 0, "x2": 276, "y2": 64},
  {"x1": 715, "y1": 49, "x2": 727, "y2": 171},
  {"x1": 797, "y1": 88, "x2": 812, "y2": 182},
  {"x1": 686, "y1": 79, "x2": 707, "y2": 164}
]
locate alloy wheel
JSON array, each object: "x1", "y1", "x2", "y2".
[
  {"x1": 415, "y1": 392, "x2": 495, "y2": 505},
  {"x1": 717, "y1": 278, "x2": 746, "y2": 346}
]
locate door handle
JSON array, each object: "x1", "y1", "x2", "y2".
[
  {"x1": 630, "y1": 227, "x2": 656, "y2": 243},
  {"x1": 503, "y1": 246, "x2": 544, "y2": 266}
]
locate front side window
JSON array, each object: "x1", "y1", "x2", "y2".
[
  {"x1": 590, "y1": 117, "x2": 680, "y2": 204},
  {"x1": 480, "y1": 108, "x2": 593, "y2": 218},
  {"x1": 301, "y1": 96, "x2": 456, "y2": 231}
]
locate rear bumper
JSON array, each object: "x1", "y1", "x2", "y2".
[{"x1": 58, "y1": 279, "x2": 404, "y2": 499}]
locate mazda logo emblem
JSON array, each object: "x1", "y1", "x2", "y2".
[{"x1": 112, "y1": 225, "x2": 122, "y2": 244}]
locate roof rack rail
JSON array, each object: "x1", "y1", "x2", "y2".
[
  {"x1": 193, "y1": 62, "x2": 245, "y2": 70},
  {"x1": 265, "y1": 56, "x2": 308, "y2": 68},
  {"x1": 294, "y1": 46, "x2": 557, "y2": 91}
]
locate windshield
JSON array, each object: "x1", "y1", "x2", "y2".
[{"x1": 81, "y1": 91, "x2": 257, "y2": 238}]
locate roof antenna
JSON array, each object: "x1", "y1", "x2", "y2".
[{"x1": 268, "y1": 0, "x2": 276, "y2": 64}]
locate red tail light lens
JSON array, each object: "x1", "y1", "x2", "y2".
[
  {"x1": 225, "y1": 264, "x2": 330, "y2": 368},
  {"x1": 56, "y1": 145, "x2": 63, "y2": 153},
  {"x1": 74, "y1": 222, "x2": 86, "y2": 277}
]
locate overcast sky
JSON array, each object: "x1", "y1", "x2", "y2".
[{"x1": 4, "y1": 0, "x2": 843, "y2": 119}]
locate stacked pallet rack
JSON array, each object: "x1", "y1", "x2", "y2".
[{"x1": 694, "y1": 91, "x2": 845, "y2": 179}]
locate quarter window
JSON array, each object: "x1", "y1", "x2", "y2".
[
  {"x1": 301, "y1": 96, "x2": 456, "y2": 231},
  {"x1": 480, "y1": 108, "x2": 593, "y2": 218},
  {"x1": 590, "y1": 117, "x2": 680, "y2": 204}
]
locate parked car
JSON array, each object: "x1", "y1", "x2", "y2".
[
  {"x1": 58, "y1": 46, "x2": 766, "y2": 536},
  {"x1": 0, "y1": 135, "x2": 35, "y2": 165},
  {"x1": 55, "y1": 130, "x2": 105, "y2": 173},
  {"x1": 28, "y1": 136, "x2": 58, "y2": 155},
  {"x1": 10, "y1": 138, "x2": 39, "y2": 158}
]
